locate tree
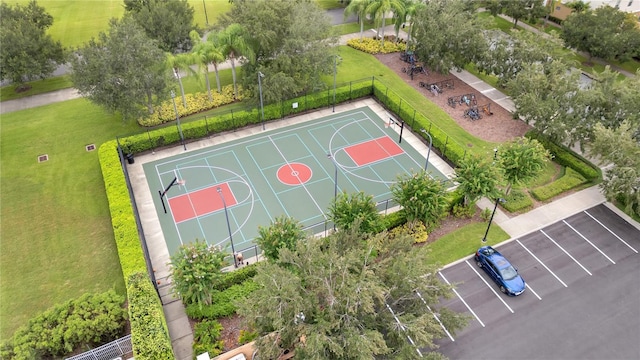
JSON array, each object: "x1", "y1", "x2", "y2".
[
  {"x1": 501, "y1": 0, "x2": 546, "y2": 28},
  {"x1": 344, "y1": 0, "x2": 372, "y2": 41},
  {"x1": 169, "y1": 239, "x2": 226, "y2": 307},
  {"x1": 220, "y1": 0, "x2": 337, "y2": 103},
  {"x1": 365, "y1": 0, "x2": 406, "y2": 47},
  {"x1": 237, "y1": 227, "x2": 468, "y2": 359},
  {"x1": 507, "y1": 60, "x2": 585, "y2": 147},
  {"x1": 218, "y1": 23, "x2": 253, "y2": 99},
  {"x1": 411, "y1": 0, "x2": 487, "y2": 74},
  {"x1": 590, "y1": 122, "x2": 640, "y2": 217},
  {"x1": 391, "y1": 171, "x2": 448, "y2": 231},
  {"x1": 496, "y1": 137, "x2": 551, "y2": 195},
  {"x1": 189, "y1": 30, "x2": 225, "y2": 101},
  {"x1": 71, "y1": 17, "x2": 170, "y2": 121},
  {"x1": 454, "y1": 154, "x2": 502, "y2": 207},
  {"x1": 256, "y1": 215, "x2": 306, "y2": 262},
  {"x1": 561, "y1": 5, "x2": 640, "y2": 63},
  {"x1": 0, "y1": 0, "x2": 66, "y2": 90},
  {"x1": 165, "y1": 51, "x2": 195, "y2": 108},
  {"x1": 329, "y1": 191, "x2": 383, "y2": 235},
  {"x1": 566, "y1": 0, "x2": 590, "y2": 13},
  {"x1": 124, "y1": 0, "x2": 197, "y2": 53},
  {"x1": 476, "y1": 29, "x2": 569, "y2": 88}
]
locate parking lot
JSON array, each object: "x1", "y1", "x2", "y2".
[{"x1": 433, "y1": 204, "x2": 640, "y2": 359}]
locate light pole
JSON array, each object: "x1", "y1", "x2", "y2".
[
  {"x1": 258, "y1": 71, "x2": 265, "y2": 130},
  {"x1": 170, "y1": 90, "x2": 187, "y2": 151},
  {"x1": 482, "y1": 197, "x2": 505, "y2": 243},
  {"x1": 332, "y1": 55, "x2": 341, "y2": 113},
  {"x1": 420, "y1": 128, "x2": 432, "y2": 172},
  {"x1": 202, "y1": 0, "x2": 209, "y2": 25},
  {"x1": 327, "y1": 153, "x2": 338, "y2": 230},
  {"x1": 217, "y1": 187, "x2": 237, "y2": 268}
]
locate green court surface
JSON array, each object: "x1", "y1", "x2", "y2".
[{"x1": 143, "y1": 106, "x2": 447, "y2": 257}]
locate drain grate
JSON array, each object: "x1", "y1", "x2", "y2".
[
  {"x1": 38, "y1": 154, "x2": 49, "y2": 163},
  {"x1": 85, "y1": 144, "x2": 96, "y2": 152}
]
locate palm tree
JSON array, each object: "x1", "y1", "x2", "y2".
[
  {"x1": 366, "y1": 0, "x2": 406, "y2": 47},
  {"x1": 165, "y1": 52, "x2": 195, "y2": 108},
  {"x1": 344, "y1": 0, "x2": 372, "y2": 41},
  {"x1": 219, "y1": 24, "x2": 253, "y2": 99},
  {"x1": 394, "y1": 0, "x2": 423, "y2": 46},
  {"x1": 190, "y1": 30, "x2": 225, "y2": 101}
]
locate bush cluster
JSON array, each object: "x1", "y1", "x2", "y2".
[
  {"x1": 347, "y1": 38, "x2": 407, "y2": 54},
  {"x1": 213, "y1": 264, "x2": 258, "y2": 292},
  {"x1": 186, "y1": 280, "x2": 259, "y2": 320},
  {"x1": 0, "y1": 291, "x2": 126, "y2": 359},
  {"x1": 525, "y1": 131, "x2": 600, "y2": 181},
  {"x1": 502, "y1": 189, "x2": 534, "y2": 213},
  {"x1": 531, "y1": 167, "x2": 587, "y2": 201},
  {"x1": 138, "y1": 85, "x2": 243, "y2": 127},
  {"x1": 127, "y1": 272, "x2": 174, "y2": 359},
  {"x1": 192, "y1": 320, "x2": 225, "y2": 358}
]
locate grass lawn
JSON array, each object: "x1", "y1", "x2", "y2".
[
  {"x1": 0, "y1": 99, "x2": 141, "y2": 339},
  {"x1": 0, "y1": 75, "x2": 73, "y2": 101}
]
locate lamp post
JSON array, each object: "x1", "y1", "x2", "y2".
[
  {"x1": 332, "y1": 55, "x2": 341, "y2": 113},
  {"x1": 482, "y1": 197, "x2": 505, "y2": 243},
  {"x1": 170, "y1": 90, "x2": 187, "y2": 151},
  {"x1": 327, "y1": 153, "x2": 338, "y2": 230},
  {"x1": 258, "y1": 71, "x2": 265, "y2": 130},
  {"x1": 420, "y1": 128, "x2": 433, "y2": 172},
  {"x1": 217, "y1": 187, "x2": 237, "y2": 268},
  {"x1": 202, "y1": 0, "x2": 209, "y2": 25}
]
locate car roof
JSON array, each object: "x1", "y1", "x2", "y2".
[{"x1": 480, "y1": 247, "x2": 512, "y2": 269}]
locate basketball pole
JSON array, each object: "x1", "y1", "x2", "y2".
[
  {"x1": 159, "y1": 177, "x2": 179, "y2": 214},
  {"x1": 390, "y1": 118, "x2": 405, "y2": 143}
]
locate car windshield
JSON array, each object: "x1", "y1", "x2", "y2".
[{"x1": 500, "y1": 266, "x2": 518, "y2": 280}]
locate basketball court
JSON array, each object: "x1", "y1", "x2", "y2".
[{"x1": 141, "y1": 105, "x2": 450, "y2": 257}]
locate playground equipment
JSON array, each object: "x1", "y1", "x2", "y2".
[
  {"x1": 480, "y1": 103, "x2": 494, "y2": 116},
  {"x1": 447, "y1": 93, "x2": 477, "y2": 108},
  {"x1": 402, "y1": 63, "x2": 428, "y2": 80},
  {"x1": 400, "y1": 50, "x2": 416, "y2": 64},
  {"x1": 419, "y1": 79, "x2": 454, "y2": 96},
  {"x1": 463, "y1": 106, "x2": 482, "y2": 121}
]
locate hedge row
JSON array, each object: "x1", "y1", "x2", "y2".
[
  {"x1": 186, "y1": 280, "x2": 259, "y2": 320},
  {"x1": 525, "y1": 131, "x2": 601, "y2": 181},
  {"x1": 98, "y1": 142, "x2": 173, "y2": 359},
  {"x1": 530, "y1": 167, "x2": 587, "y2": 201},
  {"x1": 214, "y1": 264, "x2": 258, "y2": 292},
  {"x1": 347, "y1": 37, "x2": 407, "y2": 54},
  {"x1": 127, "y1": 273, "x2": 174, "y2": 359}
]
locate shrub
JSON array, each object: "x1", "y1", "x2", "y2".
[
  {"x1": 213, "y1": 264, "x2": 258, "y2": 292},
  {"x1": 347, "y1": 38, "x2": 406, "y2": 54},
  {"x1": 389, "y1": 220, "x2": 429, "y2": 243},
  {"x1": 480, "y1": 208, "x2": 492, "y2": 222},
  {"x1": 381, "y1": 210, "x2": 406, "y2": 230},
  {"x1": 452, "y1": 203, "x2": 475, "y2": 218},
  {"x1": 530, "y1": 167, "x2": 587, "y2": 201},
  {"x1": 192, "y1": 320, "x2": 224, "y2": 358},
  {"x1": 256, "y1": 215, "x2": 306, "y2": 262},
  {"x1": 238, "y1": 329, "x2": 259, "y2": 345},
  {"x1": 186, "y1": 281, "x2": 259, "y2": 320},
  {"x1": 128, "y1": 272, "x2": 174, "y2": 360},
  {"x1": 525, "y1": 131, "x2": 600, "y2": 181},
  {"x1": 502, "y1": 189, "x2": 533, "y2": 213},
  {"x1": 2, "y1": 291, "x2": 126, "y2": 359},
  {"x1": 329, "y1": 191, "x2": 383, "y2": 235}
]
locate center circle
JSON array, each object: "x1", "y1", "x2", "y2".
[{"x1": 277, "y1": 163, "x2": 312, "y2": 185}]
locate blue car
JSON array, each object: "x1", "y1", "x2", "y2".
[{"x1": 475, "y1": 246, "x2": 526, "y2": 296}]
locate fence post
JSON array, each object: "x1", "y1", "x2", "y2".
[
  {"x1": 412, "y1": 110, "x2": 416, "y2": 128},
  {"x1": 204, "y1": 116, "x2": 210, "y2": 137},
  {"x1": 146, "y1": 130, "x2": 154, "y2": 153},
  {"x1": 349, "y1": 81, "x2": 352, "y2": 99},
  {"x1": 398, "y1": 98, "x2": 402, "y2": 116},
  {"x1": 443, "y1": 136, "x2": 449, "y2": 157}
]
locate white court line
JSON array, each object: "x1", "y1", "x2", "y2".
[
  {"x1": 525, "y1": 283, "x2": 542, "y2": 300},
  {"x1": 438, "y1": 272, "x2": 485, "y2": 327},
  {"x1": 585, "y1": 210, "x2": 638, "y2": 253},
  {"x1": 540, "y1": 230, "x2": 592, "y2": 276},
  {"x1": 465, "y1": 261, "x2": 514, "y2": 314},
  {"x1": 563, "y1": 220, "x2": 615, "y2": 264},
  {"x1": 516, "y1": 239, "x2": 567, "y2": 287},
  {"x1": 415, "y1": 290, "x2": 455, "y2": 342}
]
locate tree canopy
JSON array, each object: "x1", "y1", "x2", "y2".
[
  {"x1": 124, "y1": 0, "x2": 197, "y2": 53},
  {"x1": 561, "y1": 5, "x2": 640, "y2": 62},
  {"x1": 411, "y1": 0, "x2": 487, "y2": 74},
  {"x1": 501, "y1": 0, "x2": 546, "y2": 27},
  {"x1": 70, "y1": 17, "x2": 169, "y2": 121},
  {"x1": 496, "y1": 137, "x2": 551, "y2": 195},
  {"x1": 238, "y1": 227, "x2": 467, "y2": 359},
  {"x1": 0, "y1": 0, "x2": 66, "y2": 89},
  {"x1": 219, "y1": 0, "x2": 337, "y2": 103}
]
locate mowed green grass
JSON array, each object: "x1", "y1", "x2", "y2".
[{"x1": 0, "y1": 99, "x2": 140, "y2": 339}]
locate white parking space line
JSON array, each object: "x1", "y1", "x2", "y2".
[
  {"x1": 516, "y1": 239, "x2": 568, "y2": 288},
  {"x1": 563, "y1": 220, "x2": 615, "y2": 264},
  {"x1": 525, "y1": 283, "x2": 542, "y2": 300},
  {"x1": 416, "y1": 290, "x2": 455, "y2": 342},
  {"x1": 584, "y1": 210, "x2": 639, "y2": 254},
  {"x1": 540, "y1": 230, "x2": 593, "y2": 276},
  {"x1": 438, "y1": 271, "x2": 486, "y2": 327},
  {"x1": 385, "y1": 303, "x2": 424, "y2": 358},
  {"x1": 465, "y1": 261, "x2": 514, "y2": 314}
]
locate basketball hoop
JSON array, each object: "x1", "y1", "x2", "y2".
[
  {"x1": 177, "y1": 179, "x2": 186, "y2": 186},
  {"x1": 385, "y1": 121, "x2": 391, "y2": 128}
]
